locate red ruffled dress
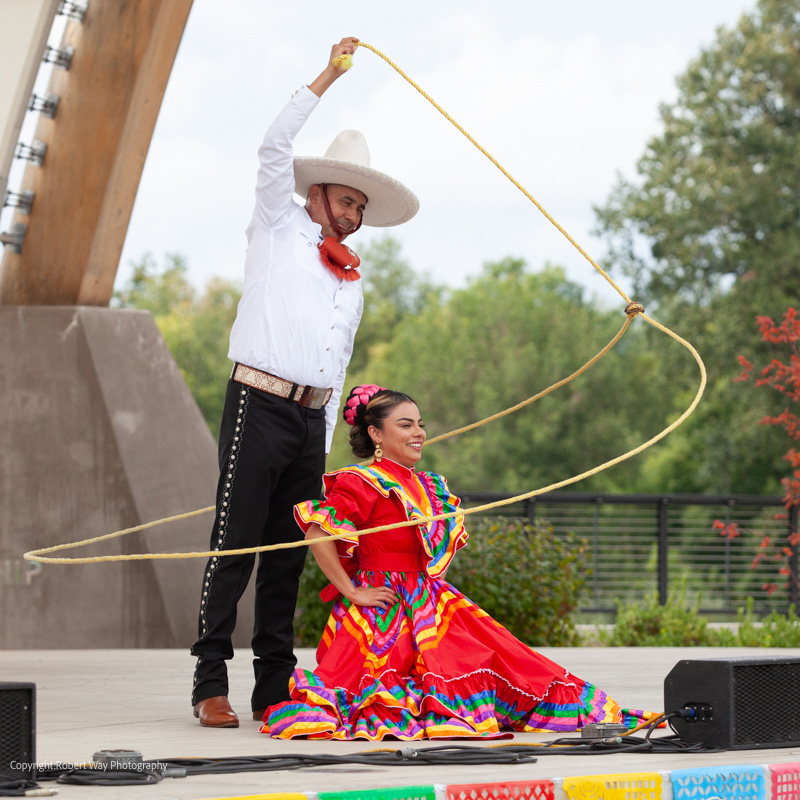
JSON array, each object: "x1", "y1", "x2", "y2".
[{"x1": 262, "y1": 458, "x2": 653, "y2": 740}]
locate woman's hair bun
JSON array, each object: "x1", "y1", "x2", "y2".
[{"x1": 343, "y1": 384, "x2": 387, "y2": 427}]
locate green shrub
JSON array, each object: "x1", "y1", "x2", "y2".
[
  {"x1": 731, "y1": 598, "x2": 800, "y2": 647},
  {"x1": 604, "y1": 588, "x2": 712, "y2": 646},
  {"x1": 447, "y1": 517, "x2": 587, "y2": 647},
  {"x1": 602, "y1": 591, "x2": 800, "y2": 647},
  {"x1": 295, "y1": 516, "x2": 588, "y2": 648}
]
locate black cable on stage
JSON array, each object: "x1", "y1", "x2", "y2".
[
  {"x1": 27, "y1": 746, "x2": 539, "y2": 789},
  {"x1": 516, "y1": 711, "x2": 725, "y2": 756},
  {"x1": 0, "y1": 778, "x2": 42, "y2": 798},
  {"x1": 58, "y1": 768, "x2": 162, "y2": 786},
  {"x1": 161, "y1": 744, "x2": 539, "y2": 775},
  {"x1": 36, "y1": 765, "x2": 162, "y2": 786},
  {"x1": 19, "y1": 712, "x2": 724, "y2": 790}
]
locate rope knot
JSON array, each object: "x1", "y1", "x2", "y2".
[{"x1": 625, "y1": 302, "x2": 645, "y2": 318}]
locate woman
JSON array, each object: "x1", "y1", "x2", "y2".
[{"x1": 262, "y1": 385, "x2": 653, "y2": 740}]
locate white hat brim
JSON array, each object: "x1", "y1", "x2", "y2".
[{"x1": 294, "y1": 157, "x2": 419, "y2": 228}]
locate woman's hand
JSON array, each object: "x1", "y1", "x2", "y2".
[{"x1": 345, "y1": 584, "x2": 398, "y2": 611}]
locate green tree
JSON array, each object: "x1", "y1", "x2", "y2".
[
  {"x1": 597, "y1": 0, "x2": 800, "y2": 310},
  {"x1": 114, "y1": 253, "x2": 241, "y2": 436},
  {"x1": 595, "y1": 0, "x2": 799, "y2": 494},
  {"x1": 332, "y1": 258, "x2": 673, "y2": 493},
  {"x1": 113, "y1": 252, "x2": 196, "y2": 314},
  {"x1": 350, "y1": 236, "x2": 441, "y2": 373}
]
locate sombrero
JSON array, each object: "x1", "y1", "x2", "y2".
[{"x1": 294, "y1": 130, "x2": 419, "y2": 228}]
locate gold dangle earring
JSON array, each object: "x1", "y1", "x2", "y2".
[{"x1": 374, "y1": 443, "x2": 383, "y2": 461}]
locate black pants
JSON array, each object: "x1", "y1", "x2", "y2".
[{"x1": 191, "y1": 379, "x2": 326, "y2": 711}]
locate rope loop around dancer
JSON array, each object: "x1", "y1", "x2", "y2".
[{"x1": 23, "y1": 43, "x2": 706, "y2": 567}]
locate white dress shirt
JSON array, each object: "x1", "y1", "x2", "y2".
[{"x1": 228, "y1": 86, "x2": 364, "y2": 453}]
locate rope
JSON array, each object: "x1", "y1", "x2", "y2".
[
  {"x1": 22, "y1": 44, "x2": 706, "y2": 566},
  {"x1": 426, "y1": 310, "x2": 636, "y2": 447},
  {"x1": 356, "y1": 41, "x2": 634, "y2": 304},
  {"x1": 23, "y1": 323, "x2": 705, "y2": 564}
]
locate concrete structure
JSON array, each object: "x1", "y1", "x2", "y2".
[
  {"x1": 0, "y1": 2, "x2": 245, "y2": 651},
  {"x1": 0, "y1": 307, "x2": 256, "y2": 649}
]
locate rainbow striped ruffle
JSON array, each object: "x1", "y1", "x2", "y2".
[
  {"x1": 263, "y1": 569, "x2": 657, "y2": 740},
  {"x1": 295, "y1": 463, "x2": 468, "y2": 579}
]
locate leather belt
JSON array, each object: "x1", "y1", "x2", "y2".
[{"x1": 232, "y1": 363, "x2": 333, "y2": 410}]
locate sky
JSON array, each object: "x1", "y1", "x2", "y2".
[{"x1": 7, "y1": 0, "x2": 760, "y2": 307}]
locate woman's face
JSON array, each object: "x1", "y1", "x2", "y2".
[{"x1": 369, "y1": 401, "x2": 426, "y2": 468}]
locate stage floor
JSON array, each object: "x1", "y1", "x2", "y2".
[{"x1": 3, "y1": 647, "x2": 799, "y2": 799}]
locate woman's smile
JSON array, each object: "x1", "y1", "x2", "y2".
[{"x1": 370, "y1": 401, "x2": 426, "y2": 467}]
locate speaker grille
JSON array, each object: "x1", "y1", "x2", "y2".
[
  {"x1": 0, "y1": 684, "x2": 35, "y2": 780},
  {"x1": 733, "y1": 662, "x2": 800, "y2": 746},
  {"x1": 664, "y1": 656, "x2": 800, "y2": 749}
]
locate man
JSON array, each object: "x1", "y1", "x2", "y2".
[{"x1": 190, "y1": 37, "x2": 419, "y2": 728}]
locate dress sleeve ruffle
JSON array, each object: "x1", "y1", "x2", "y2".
[
  {"x1": 416, "y1": 471, "x2": 468, "y2": 579},
  {"x1": 294, "y1": 471, "x2": 379, "y2": 602}
]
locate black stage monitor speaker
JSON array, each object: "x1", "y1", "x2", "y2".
[
  {"x1": 664, "y1": 656, "x2": 800, "y2": 750},
  {"x1": 0, "y1": 683, "x2": 35, "y2": 781}
]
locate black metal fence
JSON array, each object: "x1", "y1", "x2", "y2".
[{"x1": 458, "y1": 491, "x2": 799, "y2": 616}]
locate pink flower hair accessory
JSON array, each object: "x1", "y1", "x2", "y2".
[{"x1": 343, "y1": 384, "x2": 387, "y2": 426}]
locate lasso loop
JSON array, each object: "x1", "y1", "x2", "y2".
[
  {"x1": 355, "y1": 41, "x2": 634, "y2": 304},
  {"x1": 23, "y1": 44, "x2": 705, "y2": 566}
]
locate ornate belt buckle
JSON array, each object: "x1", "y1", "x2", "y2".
[{"x1": 298, "y1": 385, "x2": 328, "y2": 409}]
